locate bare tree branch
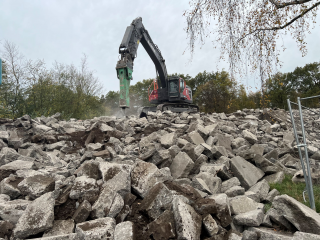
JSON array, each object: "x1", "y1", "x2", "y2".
[{"x1": 269, "y1": 0, "x2": 315, "y2": 9}]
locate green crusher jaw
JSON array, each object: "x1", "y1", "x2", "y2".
[{"x1": 117, "y1": 67, "x2": 133, "y2": 109}]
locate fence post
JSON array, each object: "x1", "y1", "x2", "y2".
[{"x1": 297, "y1": 97, "x2": 316, "y2": 210}]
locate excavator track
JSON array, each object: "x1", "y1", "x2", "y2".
[{"x1": 139, "y1": 103, "x2": 199, "y2": 118}]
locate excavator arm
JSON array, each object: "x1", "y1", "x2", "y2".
[{"x1": 116, "y1": 17, "x2": 168, "y2": 109}]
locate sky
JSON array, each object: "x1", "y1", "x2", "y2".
[{"x1": 1, "y1": 0, "x2": 320, "y2": 95}]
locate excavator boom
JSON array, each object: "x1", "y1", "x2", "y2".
[{"x1": 116, "y1": 17, "x2": 167, "y2": 109}]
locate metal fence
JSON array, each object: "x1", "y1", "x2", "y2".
[{"x1": 287, "y1": 97, "x2": 316, "y2": 210}]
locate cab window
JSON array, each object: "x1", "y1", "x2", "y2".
[
  {"x1": 170, "y1": 80, "x2": 178, "y2": 93},
  {"x1": 180, "y1": 80, "x2": 184, "y2": 92}
]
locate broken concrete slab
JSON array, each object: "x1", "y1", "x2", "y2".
[
  {"x1": 75, "y1": 217, "x2": 115, "y2": 239},
  {"x1": 207, "y1": 193, "x2": 232, "y2": 227},
  {"x1": 221, "y1": 177, "x2": 241, "y2": 193},
  {"x1": 233, "y1": 209, "x2": 264, "y2": 227},
  {"x1": 172, "y1": 197, "x2": 202, "y2": 240},
  {"x1": 263, "y1": 171, "x2": 285, "y2": 184},
  {"x1": 242, "y1": 130, "x2": 257, "y2": 144},
  {"x1": 170, "y1": 151, "x2": 194, "y2": 179},
  {"x1": 72, "y1": 200, "x2": 91, "y2": 224},
  {"x1": 131, "y1": 161, "x2": 172, "y2": 198},
  {"x1": 147, "y1": 210, "x2": 176, "y2": 240},
  {"x1": 229, "y1": 195, "x2": 264, "y2": 215},
  {"x1": 187, "y1": 131, "x2": 205, "y2": 145},
  {"x1": 292, "y1": 231, "x2": 320, "y2": 240},
  {"x1": 230, "y1": 156, "x2": 265, "y2": 190},
  {"x1": 225, "y1": 186, "x2": 245, "y2": 198},
  {"x1": 160, "y1": 132, "x2": 177, "y2": 148},
  {"x1": 139, "y1": 182, "x2": 173, "y2": 220},
  {"x1": 0, "y1": 175, "x2": 23, "y2": 199},
  {"x1": 0, "y1": 160, "x2": 36, "y2": 182},
  {"x1": 69, "y1": 176, "x2": 99, "y2": 204},
  {"x1": 90, "y1": 184, "x2": 116, "y2": 219},
  {"x1": 203, "y1": 214, "x2": 219, "y2": 237},
  {"x1": 0, "y1": 199, "x2": 30, "y2": 224},
  {"x1": 13, "y1": 192, "x2": 55, "y2": 238},
  {"x1": 248, "y1": 179, "x2": 270, "y2": 202},
  {"x1": 114, "y1": 221, "x2": 133, "y2": 240},
  {"x1": 43, "y1": 219, "x2": 75, "y2": 237},
  {"x1": 273, "y1": 194, "x2": 320, "y2": 234},
  {"x1": 17, "y1": 174, "x2": 55, "y2": 199},
  {"x1": 192, "y1": 172, "x2": 221, "y2": 194},
  {"x1": 247, "y1": 226, "x2": 293, "y2": 240}
]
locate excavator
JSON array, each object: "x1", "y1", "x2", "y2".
[{"x1": 116, "y1": 17, "x2": 199, "y2": 118}]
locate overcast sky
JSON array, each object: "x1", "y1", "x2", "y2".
[{"x1": 1, "y1": 0, "x2": 320, "y2": 95}]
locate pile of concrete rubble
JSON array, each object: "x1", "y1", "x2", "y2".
[{"x1": 1, "y1": 108, "x2": 320, "y2": 240}]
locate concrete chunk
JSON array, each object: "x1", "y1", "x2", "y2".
[
  {"x1": 242, "y1": 130, "x2": 257, "y2": 144},
  {"x1": 230, "y1": 156, "x2": 265, "y2": 190},
  {"x1": 247, "y1": 227, "x2": 293, "y2": 240},
  {"x1": 248, "y1": 179, "x2": 270, "y2": 201},
  {"x1": 263, "y1": 171, "x2": 284, "y2": 184},
  {"x1": 72, "y1": 200, "x2": 91, "y2": 224},
  {"x1": 221, "y1": 177, "x2": 241, "y2": 193},
  {"x1": 273, "y1": 194, "x2": 320, "y2": 234},
  {"x1": 131, "y1": 161, "x2": 172, "y2": 198},
  {"x1": 17, "y1": 174, "x2": 55, "y2": 199},
  {"x1": 192, "y1": 172, "x2": 221, "y2": 194},
  {"x1": 207, "y1": 193, "x2": 232, "y2": 227},
  {"x1": 229, "y1": 195, "x2": 264, "y2": 215},
  {"x1": 160, "y1": 132, "x2": 177, "y2": 148},
  {"x1": 172, "y1": 197, "x2": 201, "y2": 240},
  {"x1": 0, "y1": 199, "x2": 30, "y2": 224},
  {"x1": 225, "y1": 186, "x2": 245, "y2": 197},
  {"x1": 76, "y1": 217, "x2": 115, "y2": 239},
  {"x1": 293, "y1": 231, "x2": 320, "y2": 240},
  {"x1": 233, "y1": 209, "x2": 264, "y2": 226},
  {"x1": 147, "y1": 210, "x2": 176, "y2": 240},
  {"x1": 139, "y1": 182, "x2": 173, "y2": 220},
  {"x1": 13, "y1": 192, "x2": 55, "y2": 238},
  {"x1": 69, "y1": 176, "x2": 99, "y2": 204},
  {"x1": 203, "y1": 214, "x2": 219, "y2": 236},
  {"x1": 0, "y1": 175, "x2": 23, "y2": 199},
  {"x1": 43, "y1": 219, "x2": 75, "y2": 237},
  {"x1": 170, "y1": 152, "x2": 194, "y2": 179},
  {"x1": 114, "y1": 221, "x2": 133, "y2": 240},
  {"x1": 187, "y1": 131, "x2": 205, "y2": 145}
]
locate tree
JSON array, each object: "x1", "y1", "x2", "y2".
[
  {"x1": 184, "y1": 0, "x2": 320, "y2": 78},
  {"x1": 186, "y1": 71, "x2": 215, "y2": 98},
  {"x1": 50, "y1": 55, "x2": 103, "y2": 119},
  {"x1": 0, "y1": 60, "x2": 12, "y2": 118},
  {"x1": 236, "y1": 85, "x2": 256, "y2": 110},
  {"x1": 0, "y1": 41, "x2": 27, "y2": 118},
  {"x1": 265, "y1": 72, "x2": 297, "y2": 109},
  {"x1": 102, "y1": 91, "x2": 120, "y2": 115},
  {"x1": 194, "y1": 70, "x2": 238, "y2": 113},
  {"x1": 290, "y1": 62, "x2": 320, "y2": 94}
]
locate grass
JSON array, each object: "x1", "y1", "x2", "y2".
[
  {"x1": 264, "y1": 202, "x2": 272, "y2": 212},
  {"x1": 269, "y1": 174, "x2": 320, "y2": 213}
]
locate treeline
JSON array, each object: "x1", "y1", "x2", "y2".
[
  {"x1": 265, "y1": 62, "x2": 320, "y2": 110},
  {"x1": 0, "y1": 41, "x2": 105, "y2": 119},
  {"x1": 104, "y1": 71, "x2": 262, "y2": 115},
  {"x1": 105, "y1": 61, "x2": 320, "y2": 115},
  {"x1": 1, "y1": 41, "x2": 319, "y2": 120}
]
